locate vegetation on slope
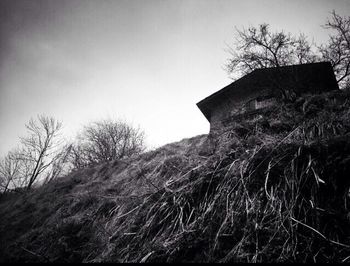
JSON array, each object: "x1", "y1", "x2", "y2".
[{"x1": 1, "y1": 90, "x2": 350, "y2": 263}]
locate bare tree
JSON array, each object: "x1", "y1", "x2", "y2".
[
  {"x1": 225, "y1": 24, "x2": 320, "y2": 101},
  {"x1": 225, "y1": 24, "x2": 317, "y2": 79},
  {"x1": 319, "y1": 10, "x2": 350, "y2": 89},
  {"x1": 42, "y1": 144, "x2": 73, "y2": 184},
  {"x1": 0, "y1": 150, "x2": 21, "y2": 193},
  {"x1": 69, "y1": 143, "x2": 91, "y2": 169},
  {"x1": 225, "y1": 11, "x2": 350, "y2": 90},
  {"x1": 17, "y1": 115, "x2": 63, "y2": 189},
  {"x1": 70, "y1": 119, "x2": 146, "y2": 169}
]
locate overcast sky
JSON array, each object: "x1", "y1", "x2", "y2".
[{"x1": 0, "y1": 0, "x2": 349, "y2": 156}]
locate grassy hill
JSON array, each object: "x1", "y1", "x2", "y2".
[{"x1": 1, "y1": 90, "x2": 350, "y2": 263}]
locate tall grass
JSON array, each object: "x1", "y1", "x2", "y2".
[
  {"x1": 1, "y1": 91, "x2": 350, "y2": 262},
  {"x1": 90, "y1": 134, "x2": 350, "y2": 263}
]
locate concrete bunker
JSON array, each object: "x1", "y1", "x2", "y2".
[{"x1": 196, "y1": 62, "x2": 339, "y2": 132}]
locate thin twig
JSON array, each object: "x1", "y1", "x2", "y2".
[
  {"x1": 291, "y1": 217, "x2": 350, "y2": 248},
  {"x1": 115, "y1": 205, "x2": 140, "y2": 219},
  {"x1": 21, "y1": 247, "x2": 51, "y2": 262}
]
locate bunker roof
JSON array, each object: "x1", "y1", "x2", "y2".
[{"x1": 197, "y1": 62, "x2": 339, "y2": 122}]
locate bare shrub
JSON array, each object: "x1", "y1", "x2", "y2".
[{"x1": 70, "y1": 119, "x2": 146, "y2": 169}]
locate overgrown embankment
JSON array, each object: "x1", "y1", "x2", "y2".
[{"x1": 1, "y1": 91, "x2": 350, "y2": 263}]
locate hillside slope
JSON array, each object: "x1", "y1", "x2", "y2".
[{"x1": 1, "y1": 90, "x2": 350, "y2": 263}]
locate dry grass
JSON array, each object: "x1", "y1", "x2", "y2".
[{"x1": 1, "y1": 91, "x2": 350, "y2": 263}]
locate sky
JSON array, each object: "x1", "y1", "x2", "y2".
[{"x1": 0, "y1": 0, "x2": 349, "y2": 156}]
